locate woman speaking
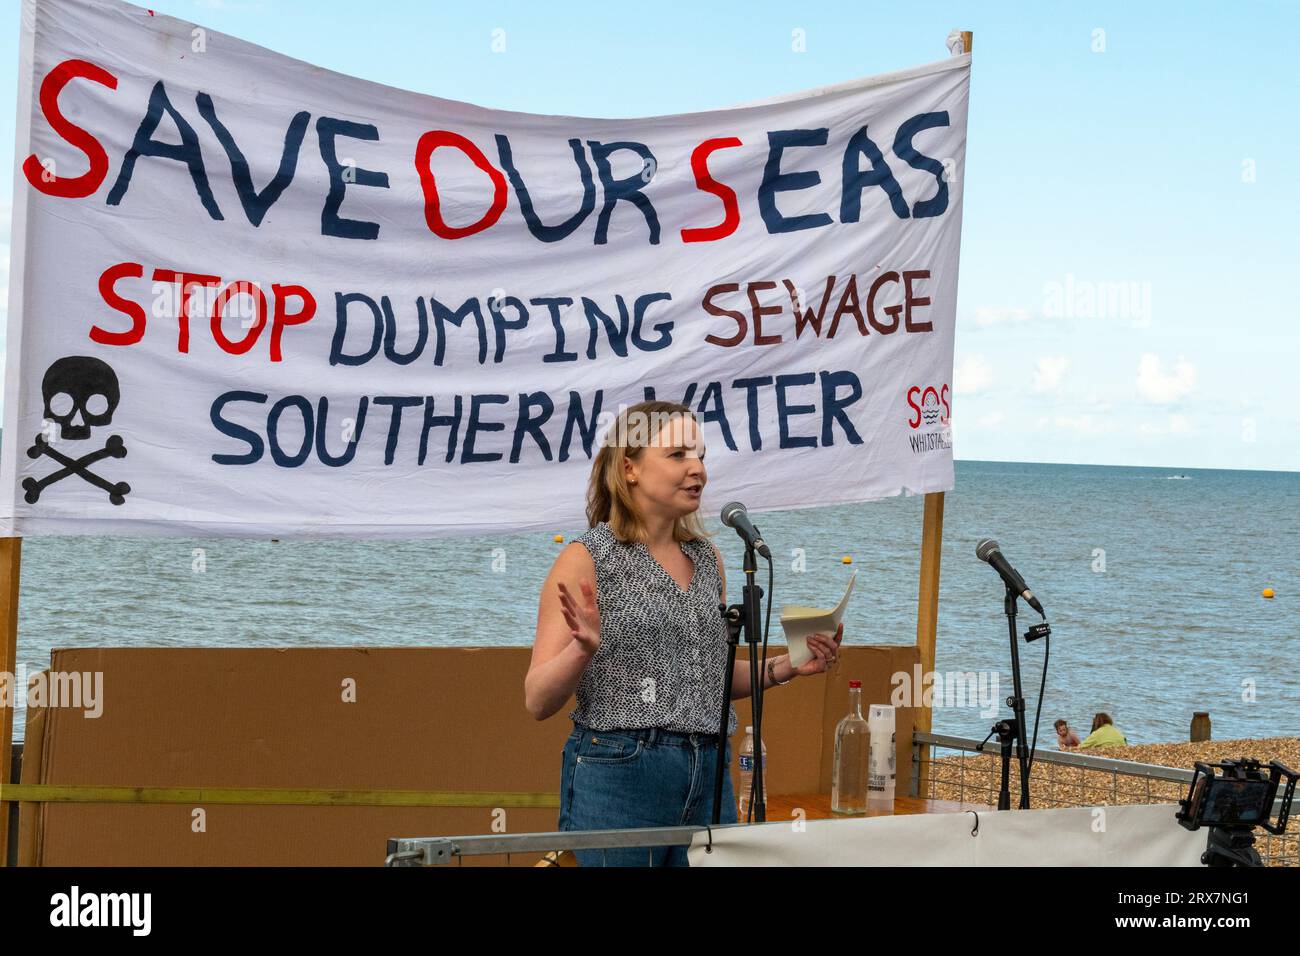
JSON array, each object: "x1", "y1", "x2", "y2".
[{"x1": 525, "y1": 400, "x2": 843, "y2": 866}]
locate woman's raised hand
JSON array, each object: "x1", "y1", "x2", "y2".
[
  {"x1": 793, "y1": 622, "x2": 844, "y2": 676},
  {"x1": 557, "y1": 581, "x2": 601, "y2": 657}
]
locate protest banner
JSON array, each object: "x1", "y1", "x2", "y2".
[{"x1": 2, "y1": 0, "x2": 968, "y2": 538}]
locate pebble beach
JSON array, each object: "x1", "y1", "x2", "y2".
[{"x1": 924, "y1": 737, "x2": 1300, "y2": 865}]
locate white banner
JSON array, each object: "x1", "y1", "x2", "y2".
[
  {"x1": 2, "y1": 0, "x2": 967, "y2": 538},
  {"x1": 688, "y1": 805, "x2": 1208, "y2": 866}
]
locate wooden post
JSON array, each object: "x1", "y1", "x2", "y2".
[
  {"x1": 1190, "y1": 711, "x2": 1211, "y2": 743},
  {"x1": 0, "y1": 537, "x2": 21, "y2": 867},
  {"x1": 914, "y1": 29, "x2": 967, "y2": 798},
  {"x1": 915, "y1": 493, "x2": 944, "y2": 796}
]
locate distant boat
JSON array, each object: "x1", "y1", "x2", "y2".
[{"x1": 1166, "y1": 474, "x2": 1191, "y2": 480}]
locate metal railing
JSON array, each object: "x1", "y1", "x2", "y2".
[
  {"x1": 385, "y1": 823, "x2": 744, "y2": 867},
  {"x1": 912, "y1": 732, "x2": 1298, "y2": 867},
  {"x1": 386, "y1": 732, "x2": 1298, "y2": 866}
]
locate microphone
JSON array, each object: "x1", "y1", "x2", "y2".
[
  {"x1": 976, "y1": 538, "x2": 1045, "y2": 617},
  {"x1": 721, "y1": 502, "x2": 771, "y2": 559}
]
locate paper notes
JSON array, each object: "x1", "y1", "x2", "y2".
[{"x1": 780, "y1": 571, "x2": 855, "y2": 668}]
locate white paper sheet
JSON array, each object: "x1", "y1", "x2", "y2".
[{"x1": 781, "y1": 571, "x2": 855, "y2": 667}]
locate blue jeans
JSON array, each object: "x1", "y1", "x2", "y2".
[{"x1": 558, "y1": 722, "x2": 738, "y2": 867}]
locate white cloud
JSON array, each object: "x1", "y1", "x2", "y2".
[
  {"x1": 971, "y1": 307, "x2": 1031, "y2": 327},
  {"x1": 1049, "y1": 415, "x2": 1118, "y2": 437},
  {"x1": 976, "y1": 412, "x2": 1005, "y2": 429},
  {"x1": 1138, "y1": 414, "x2": 1193, "y2": 437},
  {"x1": 954, "y1": 354, "x2": 994, "y2": 395},
  {"x1": 1032, "y1": 356, "x2": 1069, "y2": 394},
  {"x1": 1136, "y1": 353, "x2": 1196, "y2": 404}
]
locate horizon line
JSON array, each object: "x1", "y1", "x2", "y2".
[{"x1": 955, "y1": 458, "x2": 1298, "y2": 476}]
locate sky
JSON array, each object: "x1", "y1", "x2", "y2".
[{"x1": 0, "y1": 0, "x2": 1295, "y2": 472}]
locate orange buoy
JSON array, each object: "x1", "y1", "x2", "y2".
[
  {"x1": 1262, "y1": 588, "x2": 1275, "y2": 599},
  {"x1": 842, "y1": 556, "x2": 853, "y2": 564},
  {"x1": 554, "y1": 534, "x2": 564, "y2": 543}
]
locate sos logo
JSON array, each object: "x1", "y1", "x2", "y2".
[{"x1": 906, "y1": 384, "x2": 950, "y2": 429}]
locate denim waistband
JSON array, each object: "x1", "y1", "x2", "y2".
[{"x1": 575, "y1": 723, "x2": 725, "y2": 748}]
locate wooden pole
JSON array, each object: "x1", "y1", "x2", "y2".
[
  {"x1": 1, "y1": 0, "x2": 37, "y2": 869},
  {"x1": 0, "y1": 537, "x2": 21, "y2": 867},
  {"x1": 915, "y1": 28, "x2": 969, "y2": 797},
  {"x1": 915, "y1": 492, "x2": 944, "y2": 685},
  {"x1": 915, "y1": 493, "x2": 944, "y2": 795}
]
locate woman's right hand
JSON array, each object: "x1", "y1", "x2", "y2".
[{"x1": 557, "y1": 581, "x2": 601, "y2": 657}]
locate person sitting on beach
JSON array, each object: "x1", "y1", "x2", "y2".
[
  {"x1": 1054, "y1": 718, "x2": 1080, "y2": 749},
  {"x1": 1078, "y1": 712, "x2": 1127, "y2": 749}
]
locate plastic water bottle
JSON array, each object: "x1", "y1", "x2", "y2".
[
  {"x1": 867, "y1": 703, "x2": 896, "y2": 812},
  {"x1": 832, "y1": 680, "x2": 871, "y2": 814},
  {"x1": 737, "y1": 726, "x2": 766, "y2": 821}
]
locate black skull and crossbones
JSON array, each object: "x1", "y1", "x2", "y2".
[{"x1": 23, "y1": 356, "x2": 131, "y2": 506}]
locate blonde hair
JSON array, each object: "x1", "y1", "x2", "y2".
[{"x1": 586, "y1": 400, "x2": 710, "y2": 545}]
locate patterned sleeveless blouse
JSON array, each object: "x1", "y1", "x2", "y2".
[{"x1": 571, "y1": 521, "x2": 739, "y2": 736}]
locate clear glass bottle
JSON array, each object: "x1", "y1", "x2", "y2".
[
  {"x1": 737, "y1": 725, "x2": 766, "y2": 821},
  {"x1": 832, "y1": 680, "x2": 871, "y2": 814}
]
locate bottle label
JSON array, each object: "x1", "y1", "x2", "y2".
[
  {"x1": 738, "y1": 754, "x2": 765, "y2": 772},
  {"x1": 868, "y1": 740, "x2": 896, "y2": 792}
]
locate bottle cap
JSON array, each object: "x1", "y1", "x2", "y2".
[{"x1": 849, "y1": 680, "x2": 862, "y2": 688}]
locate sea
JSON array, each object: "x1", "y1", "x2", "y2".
[{"x1": 7, "y1": 460, "x2": 1298, "y2": 748}]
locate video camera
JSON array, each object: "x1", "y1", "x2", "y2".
[{"x1": 1176, "y1": 758, "x2": 1297, "y2": 867}]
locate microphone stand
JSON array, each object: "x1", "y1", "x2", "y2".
[
  {"x1": 977, "y1": 585, "x2": 1031, "y2": 810},
  {"x1": 712, "y1": 539, "x2": 765, "y2": 823}
]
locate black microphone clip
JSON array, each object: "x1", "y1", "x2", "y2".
[{"x1": 1023, "y1": 622, "x2": 1051, "y2": 643}]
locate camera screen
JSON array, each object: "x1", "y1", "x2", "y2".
[{"x1": 1200, "y1": 778, "x2": 1271, "y2": 826}]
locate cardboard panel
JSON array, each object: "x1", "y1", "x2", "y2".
[{"x1": 24, "y1": 644, "x2": 918, "y2": 865}]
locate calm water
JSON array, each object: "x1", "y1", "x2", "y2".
[{"x1": 9, "y1": 460, "x2": 1298, "y2": 746}]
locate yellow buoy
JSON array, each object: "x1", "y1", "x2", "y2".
[
  {"x1": 554, "y1": 534, "x2": 564, "y2": 543},
  {"x1": 1262, "y1": 588, "x2": 1275, "y2": 599},
  {"x1": 842, "y1": 556, "x2": 853, "y2": 564}
]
